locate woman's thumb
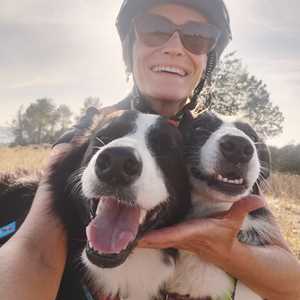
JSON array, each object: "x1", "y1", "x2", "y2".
[{"x1": 224, "y1": 195, "x2": 266, "y2": 224}]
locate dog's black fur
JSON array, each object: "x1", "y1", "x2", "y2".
[
  {"x1": 0, "y1": 110, "x2": 190, "y2": 300},
  {"x1": 167, "y1": 111, "x2": 275, "y2": 300},
  {"x1": 0, "y1": 110, "x2": 276, "y2": 300}
]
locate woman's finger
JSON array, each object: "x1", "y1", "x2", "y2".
[{"x1": 138, "y1": 219, "x2": 211, "y2": 249}]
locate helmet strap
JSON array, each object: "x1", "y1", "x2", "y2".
[{"x1": 187, "y1": 51, "x2": 217, "y2": 112}]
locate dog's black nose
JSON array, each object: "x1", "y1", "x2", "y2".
[
  {"x1": 220, "y1": 135, "x2": 254, "y2": 164},
  {"x1": 95, "y1": 147, "x2": 142, "y2": 185}
]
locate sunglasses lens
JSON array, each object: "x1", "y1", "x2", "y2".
[
  {"x1": 135, "y1": 15, "x2": 172, "y2": 47},
  {"x1": 182, "y1": 35, "x2": 216, "y2": 55},
  {"x1": 138, "y1": 32, "x2": 171, "y2": 47},
  {"x1": 134, "y1": 14, "x2": 220, "y2": 55},
  {"x1": 181, "y1": 22, "x2": 219, "y2": 54}
]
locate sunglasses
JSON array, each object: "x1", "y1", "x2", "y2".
[{"x1": 134, "y1": 14, "x2": 220, "y2": 55}]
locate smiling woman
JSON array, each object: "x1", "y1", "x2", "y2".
[
  {"x1": 131, "y1": 4, "x2": 208, "y2": 115},
  {"x1": 0, "y1": 1, "x2": 300, "y2": 300},
  {"x1": 116, "y1": 0, "x2": 231, "y2": 118}
]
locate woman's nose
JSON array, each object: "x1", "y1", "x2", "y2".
[{"x1": 161, "y1": 32, "x2": 186, "y2": 56}]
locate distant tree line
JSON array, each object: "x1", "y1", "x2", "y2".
[
  {"x1": 270, "y1": 144, "x2": 300, "y2": 175},
  {"x1": 11, "y1": 97, "x2": 101, "y2": 145}
]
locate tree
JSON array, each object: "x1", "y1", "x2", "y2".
[
  {"x1": 270, "y1": 144, "x2": 300, "y2": 175},
  {"x1": 207, "y1": 52, "x2": 284, "y2": 139},
  {"x1": 49, "y1": 104, "x2": 73, "y2": 142},
  {"x1": 80, "y1": 97, "x2": 102, "y2": 115},
  {"x1": 11, "y1": 99, "x2": 74, "y2": 145},
  {"x1": 22, "y1": 99, "x2": 56, "y2": 144},
  {"x1": 11, "y1": 106, "x2": 26, "y2": 145},
  {"x1": 57, "y1": 105, "x2": 73, "y2": 131}
]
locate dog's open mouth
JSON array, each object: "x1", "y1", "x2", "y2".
[
  {"x1": 191, "y1": 167, "x2": 247, "y2": 195},
  {"x1": 85, "y1": 196, "x2": 165, "y2": 268}
]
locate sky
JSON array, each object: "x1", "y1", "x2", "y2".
[{"x1": 0, "y1": 0, "x2": 299, "y2": 146}]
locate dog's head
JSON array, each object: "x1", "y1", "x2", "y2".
[
  {"x1": 182, "y1": 112, "x2": 270, "y2": 203},
  {"x1": 52, "y1": 110, "x2": 190, "y2": 268}
]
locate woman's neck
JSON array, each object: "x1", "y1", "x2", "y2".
[
  {"x1": 132, "y1": 89, "x2": 186, "y2": 117},
  {"x1": 147, "y1": 97, "x2": 186, "y2": 117}
]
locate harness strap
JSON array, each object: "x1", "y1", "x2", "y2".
[
  {"x1": 232, "y1": 278, "x2": 238, "y2": 299},
  {"x1": 82, "y1": 285, "x2": 95, "y2": 300}
]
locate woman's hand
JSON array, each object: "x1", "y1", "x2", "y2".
[
  {"x1": 138, "y1": 195, "x2": 300, "y2": 300},
  {"x1": 138, "y1": 195, "x2": 265, "y2": 265}
]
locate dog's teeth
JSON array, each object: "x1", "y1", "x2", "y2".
[
  {"x1": 139, "y1": 209, "x2": 147, "y2": 225},
  {"x1": 216, "y1": 174, "x2": 244, "y2": 185}
]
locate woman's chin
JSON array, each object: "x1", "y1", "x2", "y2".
[{"x1": 147, "y1": 89, "x2": 188, "y2": 104}]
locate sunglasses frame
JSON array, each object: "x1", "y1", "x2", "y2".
[{"x1": 133, "y1": 14, "x2": 221, "y2": 55}]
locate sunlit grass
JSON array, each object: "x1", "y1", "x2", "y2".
[{"x1": 0, "y1": 145, "x2": 50, "y2": 173}]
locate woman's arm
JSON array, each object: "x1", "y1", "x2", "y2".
[
  {"x1": 226, "y1": 239, "x2": 300, "y2": 300},
  {"x1": 138, "y1": 196, "x2": 300, "y2": 300},
  {"x1": 0, "y1": 145, "x2": 70, "y2": 300}
]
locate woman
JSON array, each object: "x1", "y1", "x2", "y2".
[{"x1": 0, "y1": 1, "x2": 299, "y2": 299}]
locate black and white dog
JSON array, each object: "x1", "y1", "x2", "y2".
[
  {"x1": 167, "y1": 111, "x2": 278, "y2": 300},
  {"x1": 0, "y1": 110, "x2": 190, "y2": 300},
  {"x1": 74, "y1": 110, "x2": 190, "y2": 299}
]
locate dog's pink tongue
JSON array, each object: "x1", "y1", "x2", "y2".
[{"x1": 86, "y1": 196, "x2": 140, "y2": 254}]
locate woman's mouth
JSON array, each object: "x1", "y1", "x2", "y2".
[{"x1": 151, "y1": 65, "x2": 188, "y2": 77}]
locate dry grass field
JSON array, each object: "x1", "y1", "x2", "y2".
[
  {"x1": 0, "y1": 146, "x2": 299, "y2": 258},
  {"x1": 0, "y1": 145, "x2": 50, "y2": 173}
]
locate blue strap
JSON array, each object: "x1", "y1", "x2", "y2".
[
  {"x1": 0, "y1": 221, "x2": 16, "y2": 239},
  {"x1": 82, "y1": 285, "x2": 95, "y2": 300}
]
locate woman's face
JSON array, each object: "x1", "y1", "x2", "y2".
[{"x1": 132, "y1": 4, "x2": 208, "y2": 116}]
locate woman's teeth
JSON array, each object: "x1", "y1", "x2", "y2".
[{"x1": 151, "y1": 65, "x2": 187, "y2": 77}]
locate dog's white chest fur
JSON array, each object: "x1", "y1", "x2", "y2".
[
  {"x1": 167, "y1": 251, "x2": 234, "y2": 299},
  {"x1": 167, "y1": 250, "x2": 262, "y2": 300},
  {"x1": 83, "y1": 248, "x2": 175, "y2": 300}
]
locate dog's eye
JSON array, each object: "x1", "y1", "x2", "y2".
[
  {"x1": 95, "y1": 136, "x2": 110, "y2": 146},
  {"x1": 194, "y1": 126, "x2": 204, "y2": 132},
  {"x1": 194, "y1": 126, "x2": 210, "y2": 135},
  {"x1": 248, "y1": 133, "x2": 258, "y2": 143}
]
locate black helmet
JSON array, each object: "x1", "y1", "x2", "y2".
[
  {"x1": 116, "y1": 0, "x2": 231, "y2": 66},
  {"x1": 116, "y1": 0, "x2": 232, "y2": 111}
]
